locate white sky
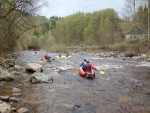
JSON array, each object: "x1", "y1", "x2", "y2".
[{"x1": 38, "y1": 0, "x2": 125, "y2": 18}]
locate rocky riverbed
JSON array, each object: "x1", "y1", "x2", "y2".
[{"x1": 0, "y1": 51, "x2": 150, "y2": 113}]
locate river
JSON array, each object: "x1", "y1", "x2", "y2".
[{"x1": 0, "y1": 51, "x2": 150, "y2": 113}]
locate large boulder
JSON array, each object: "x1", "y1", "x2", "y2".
[
  {"x1": 0, "y1": 70, "x2": 14, "y2": 81},
  {"x1": 30, "y1": 72, "x2": 53, "y2": 84},
  {"x1": 0, "y1": 100, "x2": 12, "y2": 113},
  {"x1": 26, "y1": 63, "x2": 42, "y2": 72},
  {"x1": 140, "y1": 54, "x2": 147, "y2": 60}
]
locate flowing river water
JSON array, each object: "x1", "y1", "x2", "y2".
[{"x1": 0, "y1": 51, "x2": 150, "y2": 113}]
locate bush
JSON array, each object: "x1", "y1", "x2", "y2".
[
  {"x1": 27, "y1": 36, "x2": 40, "y2": 50},
  {"x1": 108, "y1": 41, "x2": 135, "y2": 52}
]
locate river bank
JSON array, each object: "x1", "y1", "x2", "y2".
[{"x1": 73, "y1": 51, "x2": 150, "y2": 61}]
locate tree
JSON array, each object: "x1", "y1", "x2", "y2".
[
  {"x1": 50, "y1": 9, "x2": 121, "y2": 47},
  {"x1": 97, "y1": 9, "x2": 120, "y2": 45},
  {"x1": 0, "y1": 0, "x2": 47, "y2": 53},
  {"x1": 122, "y1": 0, "x2": 147, "y2": 22},
  {"x1": 84, "y1": 11, "x2": 100, "y2": 45},
  {"x1": 148, "y1": 0, "x2": 150, "y2": 49},
  {"x1": 28, "y1": 36, "x2": 40, "y2": 50}
]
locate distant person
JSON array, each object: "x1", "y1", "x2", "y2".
[
  {"x1": 34, "y1": 51, "x2": 37, "y2": 54},
  {"x1": 66, "y1": 52, "x2": 70, "y2": 57},
  {"x1": 58, "y1": 53, "x2": 61, "y2": 57},
  {"x1": 41, "y1": 54, "x2": 51, "y2": 62}
]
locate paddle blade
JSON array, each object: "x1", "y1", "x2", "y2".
[
  {"x1": 99, "y1": 70, "x2": 105, "y2": 75},
  {"x1": 42, "y1": 58, "x2": 47, "y2": 62},
  {"x1": 72, "y1": 68, "x2": 78, "y2": 73},
  {"x1": 44, "y1": 59, "x2": 47, "y2": 62}
]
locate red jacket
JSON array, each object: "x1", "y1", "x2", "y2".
[{"x1": 85, "y1": 63, "x2": 97, "y2": 72}]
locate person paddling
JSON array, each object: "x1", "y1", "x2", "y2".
[
  {"x1": 85, "y1": 60, "x2": 97, "y2": 73},
  {"x1": 66, "y1": 52, "x2": 70, "y2": 57},
  {"x1": 79, "y1": 59, "x2": 97, "y2": 78},
  {"x1": 58, "y1": 53, "x2": 61, "y2": 57},
  {"x1": 41, "y1": 54, "x2": 51, "y2": 62},
  {"x1": 80, "y1": 58, "x2": 88, "y2": 71}
]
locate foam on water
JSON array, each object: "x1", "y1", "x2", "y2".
[
  {"x1": 96, "y1": 64, "x2": 123, "y2": 70},
  {"x1": 90, "y1": 57, "x2": 103, "y2": 60},
  {"x1": 57, "y1": 64, "x2": 73, "y2": 70},
  {"x1": 60, "y1": 61, "x2": 72, "y2": 63},
  {"x1": 99, "y1": 77, "x2": 111, "y2": 80},
  {"x1": 107, "y1": 58, "x2": 114, "y2": 60},
  {"x1": 135, "y1": 62, "x2": 150, "y2": 67}
]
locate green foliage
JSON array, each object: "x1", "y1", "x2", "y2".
[
  {"x1": 108, "y1": 41, "x2": 135, "y2": 52},
  {"x1": 27, "y1": 36, "x2": 40, "y2": 49},
  {"x1": 50, "y1": 9, "x2": 121, "y2": 48},
  {"x1": 24, "y1": 4, "x2": 149, "y2": 53},
  {"x1": 0, "y1": 0, "x2": 46, "y2": 53},
  {"x1": 136, "y1": 5, "x2": 148, "y2": 30},
  {"x1": 49, "y1": 44, "x2": 68, "y2": 52},
  {"x1": 1, "y1": 1, "x2": 146, "y2": 53}
]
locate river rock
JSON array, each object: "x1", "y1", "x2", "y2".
[
  {"x1": 12, "y1": 87, "x2": 21, "y2": 93},
  {"x1": 132, "y1": 56, "x2": 140, "y2": 60},
  {"x1": 140, "y1": 54, "x2": 147, "y2": 60},
  {"x1": 12, "y1": 107, "x2": 16, "y2": 112},
  {"x1": 17, "y1": 107, "x2": 28, "y2": 113},
  {"x1": 0, "y1": 100, "x2": 12, "y2": 113},
  {"x1": 14, "y1": 65, "x2": 22, "y2": 70},
  {"x1": 0, "y1": 68, "x2": 2, "y2": 73},
  {"x1": 147, "y1": 57, "x2": 150, "y2": 61},
  {"x1": 11, "y1": 71, "x2": 21, "y2": 75},
  {"x1": 0, "y1": 96, "x2": 9, "y2": 102},
  {"x1": 5, "y1": 59, "x2": 15, "y2": 67},
  {"x1": 71, "y1": 103, "x2": 96, "y2": 113},
  {"x1": 9, "y1": 97, "x2": 19, "y2": 102},
  {"x1": 0, "y1": 70, "x2": 14, "y2": 81},
  {"x1": 12, "y1": 93, "x2": 22, "y2": 96},
  {"x1": 12, "y1": 88, "x2": 22, "y2": 96},
  {"x1": 14, "y1": 65, "x2": 26, "y2": 73},
  {"x1": 30, "y1": 72, "x2": 53, "y2": 83},
  {"x1": 26, "y1": 63, "x2": 42, "y2": 72}
]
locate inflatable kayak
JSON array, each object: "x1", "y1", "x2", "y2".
[
  {"x1": 55, "y1": 55, "x2": 72, "y2": 59},
  {"x1": 78, "y1": 67, "x2": 95, "y2": 78},
  {"x1": 41, "y1": 58, "x2": 51, "y2": 62}
]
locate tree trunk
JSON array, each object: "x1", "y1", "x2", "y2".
[{"x1": 148, "y1": 0, "x2": 150, "y2": 49}]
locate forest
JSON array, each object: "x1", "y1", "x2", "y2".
[{"x1": 0, "y1": 0, "x2": 150, "y2": 54}]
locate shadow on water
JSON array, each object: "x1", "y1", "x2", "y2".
[{"x1": 0, "y1": 51, "x2": 150, "y2": 113}]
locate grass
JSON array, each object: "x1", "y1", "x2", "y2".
[
  {"x1": 41, "y1": 40, "x2": 150, "y2": 54},
  {"x1": 108, "y1": 41, "x2": 135, "y2": 52}
]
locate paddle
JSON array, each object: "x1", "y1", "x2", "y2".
[
  {"x1": 41, "y1": 58, "x2": 48, "y2": 62},
  {"x1": 72, "y1": 67, "x2": 105, "y2": 75},
  {"x1": 72, "y1": 68, "x2": 78, "y2": 73},
  {"x1": 99, "y1": 70, "x2": 105, "y2": 75}
]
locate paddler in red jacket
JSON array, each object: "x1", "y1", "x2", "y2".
[
  {"x1": 79, "y1": 60, "x2": 97, "y2": 78},
  {"x1": 84, "y1": 60, "x2": 97, "y2": 73}
]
